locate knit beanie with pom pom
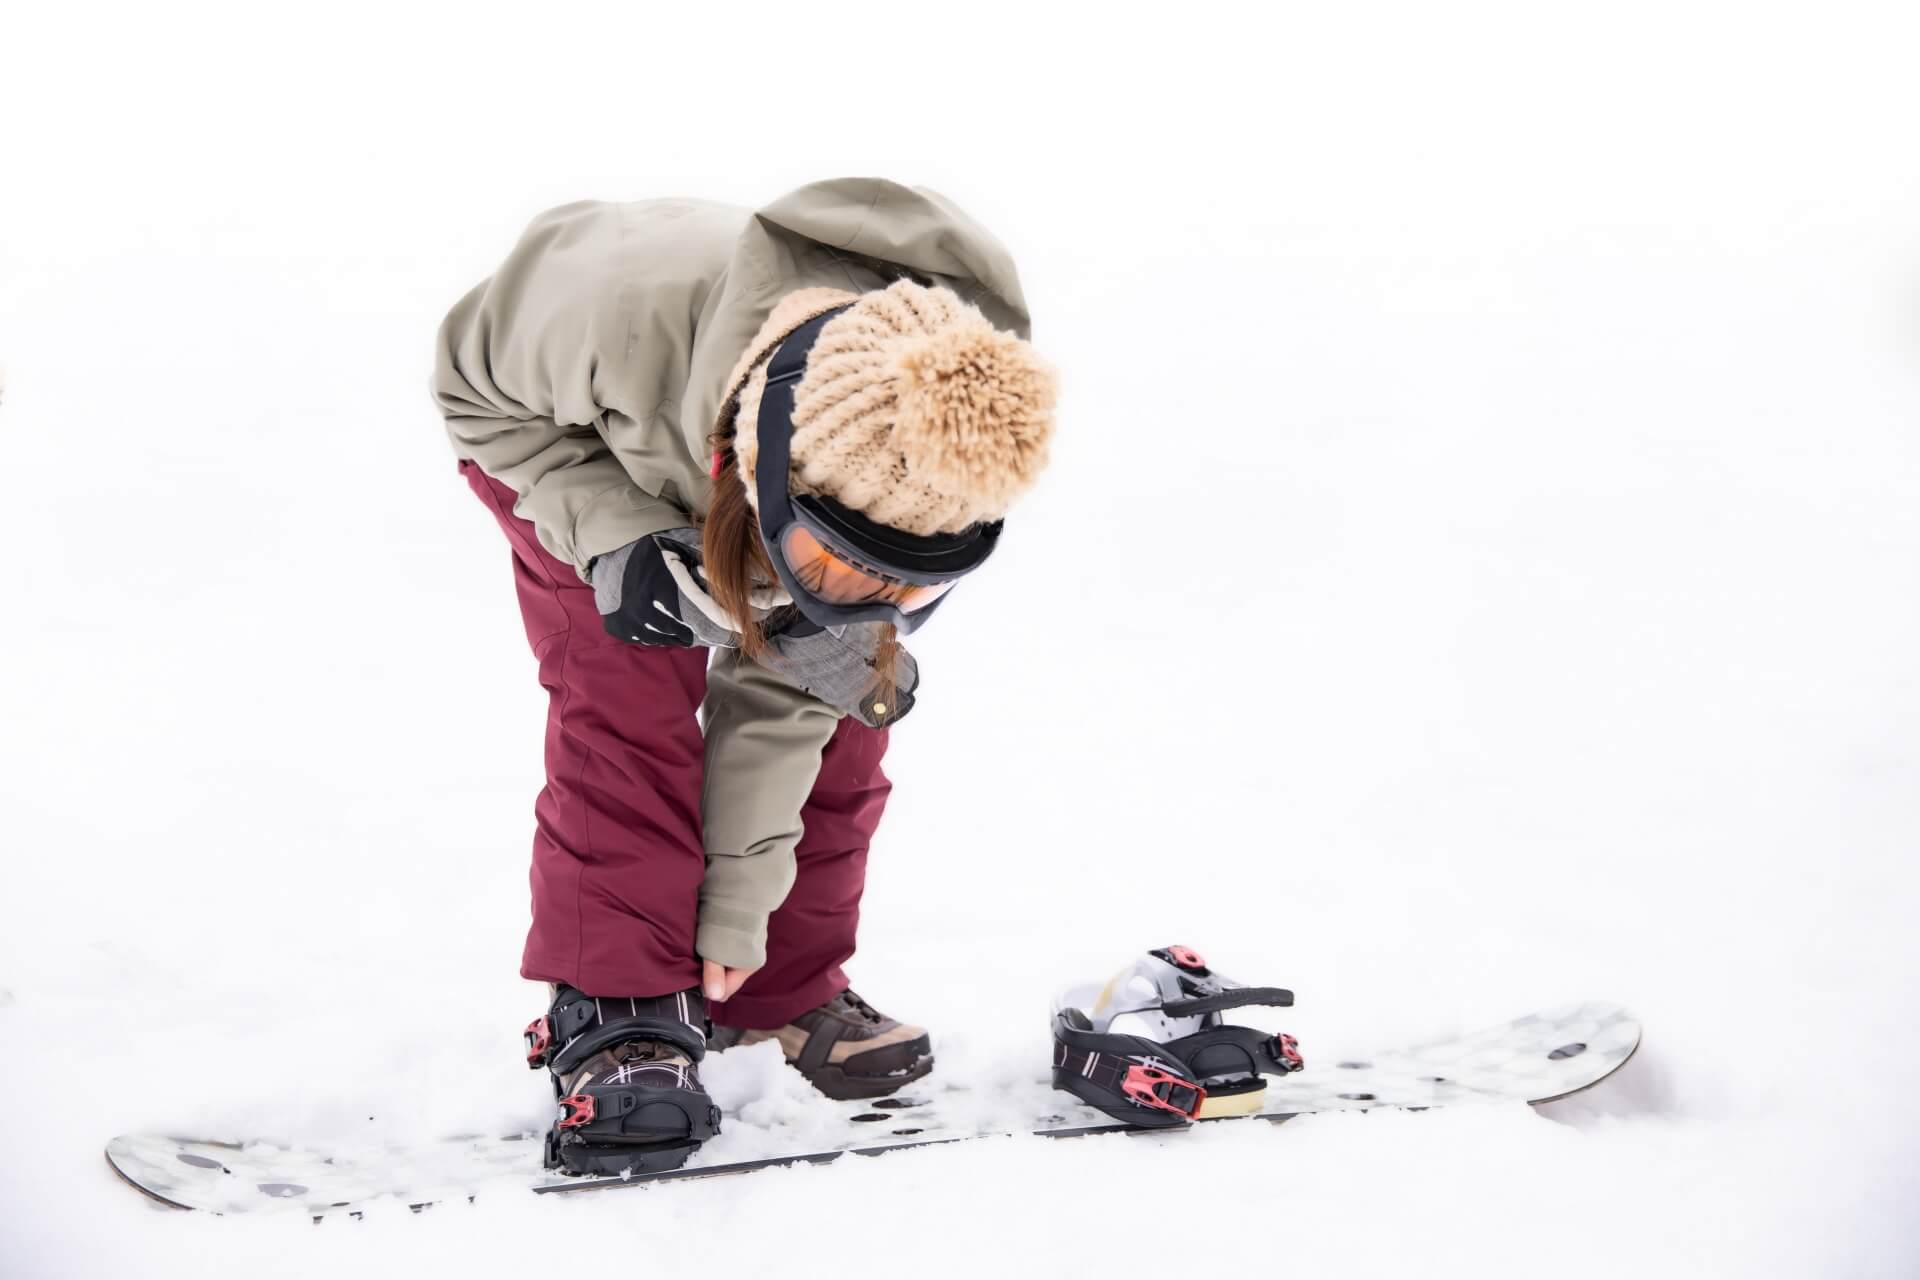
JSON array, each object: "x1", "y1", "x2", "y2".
[{"x1": 718, "y1": 279, "x2": 1058, "y2": 536}]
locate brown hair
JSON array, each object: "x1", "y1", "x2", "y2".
[{"x1": 700, "y1": 441, "x2": 899, "y2": 705}]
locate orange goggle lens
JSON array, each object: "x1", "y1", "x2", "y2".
[{"x1": 780, "y1": 524, "x2": 958, "y2": 614}]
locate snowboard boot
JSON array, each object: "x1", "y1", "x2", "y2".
[
  {"x1": 709, "y1": 989, "x2": 933, "y2": 1101},
  {"x1": 523, "y1": 985, "x2": 721, "y2": 1176}
]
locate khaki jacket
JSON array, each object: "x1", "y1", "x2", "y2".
[{"x1": 431, "y1": 179, "x2": 1030, "y2": 971}]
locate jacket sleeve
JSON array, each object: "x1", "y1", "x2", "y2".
[
  {"x1": 695, "y1": 646, "x2": 843, "y2": 969},
  {"x1": 432, "y1": 202, "x2": 689, "y2": 577}
]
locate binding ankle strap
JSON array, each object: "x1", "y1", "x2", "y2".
[{"x1": 525, "y1": 986, "x2": 709, "y2": 1075}]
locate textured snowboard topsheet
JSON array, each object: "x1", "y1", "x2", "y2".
[{"x1": 106, "y1": 1001, "x2": 1639, "y2": 1217}]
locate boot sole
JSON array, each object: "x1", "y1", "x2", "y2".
[{"x1": 805, "y1": 1051, "x2": 935, "y2": 1101}]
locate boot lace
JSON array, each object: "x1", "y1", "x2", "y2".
[
  {"x1": 836, "y1": 989, "x2": 885, "y2": 1025},
  {"x1": 613, "y1": 1038, "x2": 675, "y2": 1065}
]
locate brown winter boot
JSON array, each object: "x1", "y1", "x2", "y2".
[{"x1": 710, "y1": 989, "x2": 934, "y2": 1101}]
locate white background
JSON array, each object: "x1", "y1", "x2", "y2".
[{"x1": 3, "y1": 2, "x2": 1917, "y2": 1276}]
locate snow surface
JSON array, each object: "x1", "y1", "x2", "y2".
[{"x1": 3, "y1": 3, "x2": 1918, "y2": 1277}]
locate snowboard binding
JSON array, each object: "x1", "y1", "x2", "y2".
[
  {"x1": 524, "y1": 986, "x2": 722, "y2": 1176},
  {"x1": 1051, "y1": 945, "x2": 1304, "y2": 1128}
]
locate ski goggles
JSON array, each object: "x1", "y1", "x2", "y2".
[{"x1": 753, "y1": 306, "x2": 1000, "y2": 633}]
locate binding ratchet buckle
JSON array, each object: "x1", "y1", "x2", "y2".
[
  {"x1": 556, "y1": 1093, "x2": 597, "y2": 1130},
  {"x1": 1121, "y1": 1063, "x2": 1206, "y2": 1120},
  {"x1": 524, "y1": 1016, "x2": 554, "y2": 1069},
  {"x1": 1271, "y1": 1032, "x2": 1304, "y2": 1071}
]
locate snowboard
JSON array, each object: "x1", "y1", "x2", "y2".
[{"x1": 106, "y1": 1001, "x2": 1638, "y2": 1219}]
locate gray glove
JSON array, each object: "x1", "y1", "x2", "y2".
[
  {"x1": 758, "y1": 625, "x2": 919, "y2": 728},
  {"x1": 591, "y1": 529, "x2": 738, "y2": 649},
  {"x1": 592, "y1": 530, "x2": 920, "y2": 727}
]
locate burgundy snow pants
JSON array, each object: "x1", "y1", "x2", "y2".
[{"x1": 462, "y1": 462, "x2": 891, "y2": 1029}]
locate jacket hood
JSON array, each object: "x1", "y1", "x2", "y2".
[{"x1": 682, "y1": 178, "x2": 1033, "y2": 466}]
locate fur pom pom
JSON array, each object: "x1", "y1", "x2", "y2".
[{"x1": 889, "y1": 322, "x2": 1058, "y2": 516}]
